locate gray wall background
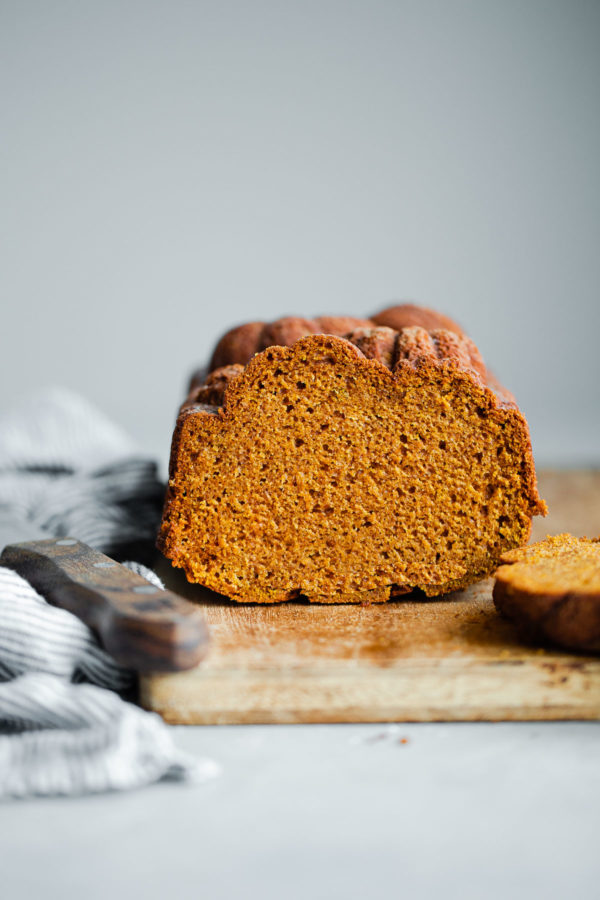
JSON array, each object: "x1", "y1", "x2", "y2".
[{"x1": 1, "y1": 0, "x2": 599, "y2": 473}]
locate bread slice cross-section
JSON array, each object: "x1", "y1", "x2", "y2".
[
  {"x1": 493, "y1": 534, "x2": 600, "y2": 652},
  {"x1": 159, "y1": 324, "x2": 546, "y2": 603}
]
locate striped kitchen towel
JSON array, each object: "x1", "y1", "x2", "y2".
[
  {"x1": 0, "y1": 388, "x2": 164, "y2": 558},
  {"x1": 0, "y1": 388, "x2": 220, "y2": 798}
]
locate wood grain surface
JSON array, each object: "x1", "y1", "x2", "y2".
[{"x1": 141, "y1": 470, "x2": 600, "y2": 723}]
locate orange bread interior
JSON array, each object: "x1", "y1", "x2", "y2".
[
  {"x1": 159, "y1": 327, "x2": 546, "y2": 603},
  {"x1": 497, "y1": 534, "x2": 600, "y2": 594}
]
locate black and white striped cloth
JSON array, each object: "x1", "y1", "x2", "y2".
[
  {"x1": 0, "y1": 388, "x2": 220, "y2": 798},
  {"x1": 0, "y1": 388, "x2": 165, "y2": 558}
]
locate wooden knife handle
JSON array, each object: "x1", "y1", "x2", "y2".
[{"x1": 0, "y1": 538, "x2": 208, "y2": 673}]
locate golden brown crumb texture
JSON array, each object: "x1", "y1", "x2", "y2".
[{"x1": 159, "y1": 304, "x2": 546, "y2": 604}]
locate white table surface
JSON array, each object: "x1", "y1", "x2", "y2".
[{"x1": 2, "y1": 721, "x2": 599, "y2": 899}]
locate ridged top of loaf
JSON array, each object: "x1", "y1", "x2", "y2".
[
  {"x1": 187, "y1": 324, "x2": 516, "y2": 411},
  {"x1": 205, "y1": 303, "x2": 464, "y2": 374}
]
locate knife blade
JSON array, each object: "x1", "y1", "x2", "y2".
[{"x1": 0, "y1": 509, "x2": 208, "y2": 672}]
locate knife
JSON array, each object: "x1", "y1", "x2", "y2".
[{"x1": 0, "y1": 510, "x2": 208, "y2": 672}]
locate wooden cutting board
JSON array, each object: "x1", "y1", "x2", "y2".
[{"x1": 140, "y1": 470, "x2": 600, "y2": 724}]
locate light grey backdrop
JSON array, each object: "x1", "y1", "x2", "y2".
[{"x1": 1, "y1": 0, "x2": 599, "y2": 472}]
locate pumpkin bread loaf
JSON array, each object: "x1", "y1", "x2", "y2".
[
  {"x1": 159, "y1": 308, "x2": 546, "y2": 603},
  {"x1": 493, "y1": 534, "x2": 600, "y2": 652}
]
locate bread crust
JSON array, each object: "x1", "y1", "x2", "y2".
[
  {"x1": 206, "y1": 304, "x2": 463, "y2": 373},
  {"x1": 370, "y1": 303, "x2": 464, "y2": 335}
]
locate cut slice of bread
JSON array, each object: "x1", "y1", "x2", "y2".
[{"x1": 493, "y1": 534, "x2": 600, "y2": 652}]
